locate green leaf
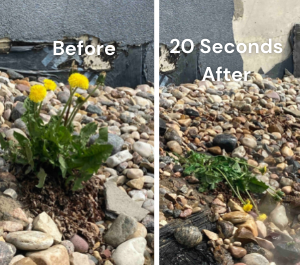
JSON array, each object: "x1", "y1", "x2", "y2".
[
  {"x1": 97, "y1": 127, "x2": 108, "y2": 143},
  {"x1": 80, "y1": 122, "x2": 98, "y2": 145},
  {"x1": 95, "y1": 127, "x2": 109, "y2": 144},
  {"x1": 13, "y1": 132, "x2": 34, "y2": 168},
  {"x1": 23, "y1": 98, "x2": 36, "y2": 113},
  {"x1": 0, "y1": 132, "x2": 9, "y2": 150},
  {"x1": 72, "y1": 179, "x2": 84, "y2": 191},
  {"x1": 36, "y1": 168, "x2": 47, "y2": 188},
  {"x1": 23, "y1": 114, "x2": 43, "y2": 138},
  {"x1": 68, "y1": 143, "x2": 113, "y2": 173},
  {"x1": 96, "y1": 72, "x2": 106, "y2": 86},
  {"x1": 25, "y1": 166, "x2": 32, "y2": 175},
  {"x1": 247, "y1": 177, "x2": 269, "y2": 193},
  {"x1": 180, "y1": 150, "x2": 270, "y2": 195},
  {"x1": 56, "y1": 126, "x2": 72, "y2": 145},
  {"x1": 58, "y1": 155, "x2": 67, "y2": 178},
  {"x1": 232, "y1": 161, "x2": 242, "y2": 173},
  {"x1": 71, "y1": 173, "x2": 93, "y2": 191}
]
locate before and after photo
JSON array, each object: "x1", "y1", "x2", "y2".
[{"x1": 0, "y1": 1, "x2": 300, "y2": 265}]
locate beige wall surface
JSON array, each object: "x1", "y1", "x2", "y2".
[{"x1": 233, "y1": 0, "x2": 300, "y2": 74}]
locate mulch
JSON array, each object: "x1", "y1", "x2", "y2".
[{"x1": 17, "y1": 173, "x2": 105, "y2": 248}]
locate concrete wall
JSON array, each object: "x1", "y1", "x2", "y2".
[
  {"x1": 233, "y1": 0, "x2": 300, "y2": 77},
  {"x1": 160, "y1": 0, "x2": 299, "y2": 85},
  {"x1": 0, "y1": 0, "x2": 154, "y2": 87}
]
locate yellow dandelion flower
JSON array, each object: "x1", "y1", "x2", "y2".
[
  {"x1": 74, "y1": 93, "x2": 86, "y2": 101},
  {"x1": 243, "y1": 200, "x2": 253, "y2": 212},
  {"x1": 257, "y1": 213, "x2": 267, "y2": 221},
  {"x1": 29, "y1": 85, "x2": 47, "y2": 103},
  {"x1": 259, "y1": 166, "x2": 267, "y2": 175},
  {"x1": 68, "y1": 73, "x2": 89, "y2": 90},
  {"x1": 43, "y1": 79, "x2": 57, "y2": 91}
]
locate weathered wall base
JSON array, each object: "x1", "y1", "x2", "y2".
[
  {"x1": 0, "y1": 0, "x2": 154, "y2": 87},
  {"x1": 0, "y1": 38, "x2": 153, "y2": 88}
]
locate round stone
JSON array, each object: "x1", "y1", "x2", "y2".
[
  {"x1": 70, "y1": 234, "x2": 89, "y2": 253},
  {"x1": 241, "y1": 253, "x2": 269, "y2": 265},
  {"x1": 241, "y1": 135, "x2": 257, "y2": 149},
  {"x1": 5, "y1": 231, "x2": 54, "y2": 251},
  {"x1": 174, "y1": 226, "x2": 203, "y2": 248},
  {"x1": 61, "y1": 240, "x2": 75, "y2": 255},
  {"x1": 0, "y1": 242, "x2": 16, "y2": 264}
]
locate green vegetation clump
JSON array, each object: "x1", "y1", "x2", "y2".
[
  {"x1": 0, "y1": 72, "x2": 113, "y2": 191},
  {"x1": 178, "y1": 151, "x2": 284, "y2": 213}
]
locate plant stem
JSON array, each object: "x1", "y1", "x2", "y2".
[
  {"x1": 246, "y1": 189, "x2": 259, "y2": 215},
  {"x1": 37, "y1": 102, "x2": 43, "y2": 117},
  {"x1": 217, "y1": 168, "x2": 244, "y2": 204},
  {"x1": 34, "y1": 103, "x2": 38, "y2": 119},
  {"x1": 67, "y1": 86, "x2": 99, "y2": 127},
  {"x1": 64, "y1": 88, "x2": 78, "y2": 126},
  {"x1": 57, "y1": 88, "x2": 77, "y2": 126},
  {"x1": 236, "y1": 186, "x2": 246, "y2": 204},
  {"x1": 66, "y1": 101, "x2": 84, "y2": 127}
]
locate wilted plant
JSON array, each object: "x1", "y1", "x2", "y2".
[
  {"x1": 0, "y1": 72, "x2": 113, "y2": 191},
  {"x1": 176, "y1": 151, "x2": 284, "y2": 215}
]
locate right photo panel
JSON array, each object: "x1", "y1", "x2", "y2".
[{"x1": 159, "y1": 1, "x2": 300, "y2": 265}]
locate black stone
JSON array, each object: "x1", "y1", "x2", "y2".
[
  {"x1": 205, "y1": 142, "x2": 214, "y2": 148},
  {"x1": 216, "y1": 115, "x2": 226, "y2": 122},
  {"x1": 173, "y1": 164, "x2": 183, "y2": 173},
  {"x1": 184, "y1": 108, "x2": 199, "y2": 117},
  {"x1": 228, "y1": 90, "x2": 235, "y2": 97},
  {"x1": 173, "y1": 209, "x2": 182, "y2": 218},
  {"x1": 159, "y1": 118, "x2": 167, "y2": 136},
  {"x1": 287, "y1": 158, "x2": 300, "y2": 170},
  {"x1": 28, "y1": 76, "x2": 38, "y2": 81},
  {"x1": 164, "y1": 127, "x2": 182, "y2": 144},
  {"x1": 14, "y1": 95, "x2": 27, "y2": 103},
  {"x1": 244, "y1": 242, "x2": 265, "y2": 256},
  {"x1": 212, "y1": 134, "x2": 237, "y2": 152},
  {"x1": 10, "y1": 102, "x2": 26, "y2": 121},
  {"x1": 163, "y1": 209, "x2": 174, "y2": 216},
  {"x1": 253, "y1": 120, "x2": 264, "y2": 129}
]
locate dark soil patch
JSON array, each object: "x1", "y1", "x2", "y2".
[{"x1": 17, "y1": 173, "x2": 105, "y2": 248}]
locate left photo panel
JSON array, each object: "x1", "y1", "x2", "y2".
[{"x1": 0, "y1": 1, "x2": 154, "y2": 265}]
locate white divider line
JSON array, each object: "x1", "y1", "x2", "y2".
[{"x1": 154, "y1": 0, "x2": 160, "y2": 264}]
